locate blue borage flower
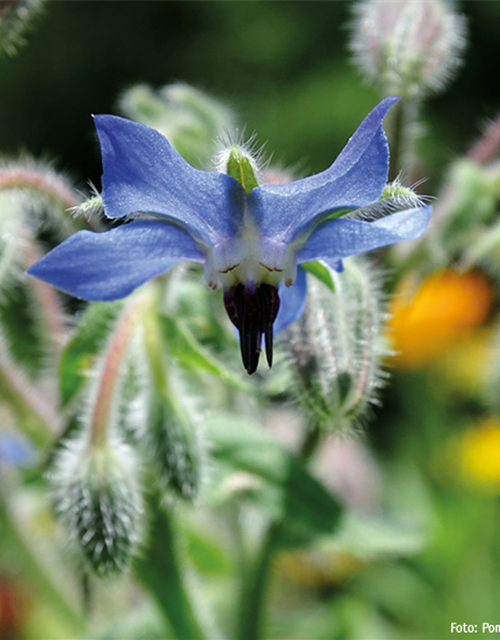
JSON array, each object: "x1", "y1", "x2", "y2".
[{"x1": 28, "y1": 97, "x2": 431, "y2": 374}]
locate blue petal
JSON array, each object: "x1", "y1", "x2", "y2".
[
  {"x1": 296, "y1": 205, "x2": 432, "y2": 267},
  {"x1": 94, "y1": 115, "x2": 246, "y2": 245},
  {"x1": 27, "y1": 221, "x2": 204, "y2": 301},
  {"x1": 274, "y1": 266, "x2": 308, "y2": 334},
  {"x1": 248, "y1": 97, "x2": 398, "y2": 242}
]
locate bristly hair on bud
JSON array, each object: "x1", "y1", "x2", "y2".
[
  {"x1": 349, "y1": 0, "x2": 467, "y2": 98},
  {"x1": 50, "y1": 428, "x2": 144, "y2": 577},
  {"x1": 0, "y1": 192, "x2": 26, "y2": 294},
  {"x1": 345, "y1": 179, "x2": 429, "y2": 223},
  {"x1": 69, "y1": 183, "x2": 104, "y2": 225},
  {"x1": 282, "y1": 258, "x2": 390, "y2": 434},
  {"x1": 212, "y1": 130, "x2": 268, "y2": 191}
]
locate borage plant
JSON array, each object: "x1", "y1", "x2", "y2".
[
  {"x1": 12, "y1": 91, "x2": 431, "y2": 640},
  {"x1": 28, "y1": 97, "x2": 430, "y2": 374}
]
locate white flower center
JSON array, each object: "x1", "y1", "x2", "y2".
[{"x1": 204, "y1": 227, "x2": 297, "y2": 290}]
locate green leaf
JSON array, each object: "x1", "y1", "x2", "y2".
[
  {"x1": 301, "y1": 261, "x2": 335, "y2": 291},
  {"x1": 207, "y1": 416, "x2": 342, "y2": 544},
  {"x1": 59, "y1": 301, "x2": 124, "y2": 406},
  {"x1": 159, "y1": 314, "x2": 256, "y2": 394}
]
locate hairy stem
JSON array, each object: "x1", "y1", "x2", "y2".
[
  {"x1": 387, "y1": 97, "x2": 420, "y2": 182},
  {"x1": 468, "y1": 113, "x2": 500, "y2": 165},
  {"x1": 0, "y1": 165, "x2": 79, "y2": 209},
  {"x1": 89, "y1": 300, "x2": 141, "y2": 448}
]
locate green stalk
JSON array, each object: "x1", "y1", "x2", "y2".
[
  {"x1": 387, "y1": 97, "x2": 420, "y2": 183},
  {"x1": 89, "y1": 299, "x2": 141, "y2": 448},
  {"x1": 133, "y1": 492, "x2": 209, "y2": 640},
  {"x1": 137, "y1": 285, "x2": 211, "y2": 640},
  {"x1": 236, "y1": 422, "x2": 322, "y2": 640}
]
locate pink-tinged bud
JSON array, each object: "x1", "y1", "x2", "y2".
[{"x1": 350, "y1": 0, "x2": 467, "y2": 98}]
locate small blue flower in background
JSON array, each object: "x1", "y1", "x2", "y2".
[
  {"x1": 0, "y1": 433, "x2": 34, "y2": 466},
  {"x1": 28, "y1": 97, "x2": 431, "y2": 374}
]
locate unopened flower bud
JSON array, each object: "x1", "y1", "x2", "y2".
[
  {"x1": 284, "y1": 258, "x2": 388, "y2": 432},
  {"x1": 147, "y1": 394, "x2": 204, "y2": 501},
  {"x1": 350, "y1": 0, "x2": 467, "y2": 98},
  {"x1": 51, "y1": 430, "x2": 144, "y2": 576},
  {"x1": 0, "y1": 192, "x2": 23, "y2": 293},
  {"x1": 214, "y1": 138, "x2": 264, "y2": 194}
]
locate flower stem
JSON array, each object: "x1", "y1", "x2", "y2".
[
  {"x1": 387, "y1": 97, "x2": 420, "y2": 182},
  {"x1": 24, "y1": 237, "x2": 67, "y2": 347},
  {"x1": 236, "y1": 421, "x2": 322, "y2": 640},
  {"x1": 134, "y1": 491, "x2": 210, "y2": 640},
  {"x1": 89, "y1": 299, "x2": 141, "y2": 448},
  {"x1": 0, "y1": 165, "x2": 79, "y2": 209},
  {"x1": 236, "y1": 520, "x2": 282, "y2": 640},
  {"x1": 468, "y1": 113, "x2": 500, "y2": 165}
]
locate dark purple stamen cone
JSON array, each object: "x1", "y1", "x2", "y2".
[{"x1": 223, "y1": 283, "x2": 280, "y2": 374}]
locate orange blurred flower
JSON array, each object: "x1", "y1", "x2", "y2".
[{"x1": 386, "y1": 269, "x2": 494, "y2": 368}]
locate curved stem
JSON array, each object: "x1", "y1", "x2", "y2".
[
  {"x1": 0, "y1": 165, "x2": 79, "y2": 209},
  {"x1": 89, "y1": 299, "x2": 141, "y2": 448}
]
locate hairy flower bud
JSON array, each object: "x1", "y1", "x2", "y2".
[
  {"x1": 350, "y1": 0, "x2": 467, "y2": 98},
  {"x1": 213, "y1": 136, "x2": 265, "y2": 192},
  {"x1": 0, "y1": 192, "x2": 23, "y2": 294},
  {"x1": 283, "y1": 258, "x2": 388, "y2": 432},
  {"x1": 51, "y1": 430, "x2": 144, "y2": 576},
  {"x1": 147, "y1": 394, "x2": 204, "y2": 500}
]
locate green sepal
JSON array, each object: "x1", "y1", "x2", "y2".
[
  {"x1": 59, "y1": 300, "x2": 124, "y2": 406},
  {"x1": 301, "y1": 261, "x2": 335, "y2": 291},
  {"x1": 226, "y1": 147, "x2": 259, "y2": 195}
]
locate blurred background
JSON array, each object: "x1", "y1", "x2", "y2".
[
  {"x1": 1, "y1": 1, "x2": 500, "y2": 189},
  {"x1": 3, "y1": 2, "x2": 500, "y2": 640}
]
